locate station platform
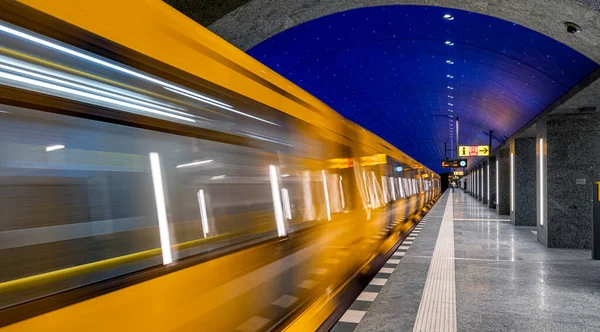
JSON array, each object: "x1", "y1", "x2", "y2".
[{"x1": 331, "y1": 190, "x2": 600, "y2": 332}]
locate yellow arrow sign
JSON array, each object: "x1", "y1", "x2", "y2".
[{"x1": 458, "y1": 145, "x2": 490, "y2": 157}]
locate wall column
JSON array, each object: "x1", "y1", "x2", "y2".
[
  {"x1": 511, "y1": 137, "x2": 537, "y2": 226},
  {"x1": 497, "y1": 149, "x2": 510, "y2": 216},
  {"x1": 544, "y1": 113, "x2": 600, "y2": 249},
  {"x1": 489, "y1": 156, "x2": 496, "y2": 209},
  {"x1": 482, "y1": 161, "x2": 488, "y2": 204}
]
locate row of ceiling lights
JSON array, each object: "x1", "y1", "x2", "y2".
[{"x1": 445, "y1": 14, "x2": 455, "y2": 145}]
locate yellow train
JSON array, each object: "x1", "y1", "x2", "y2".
[{"x1": 0, "y1": 1, "x2": 440, "y2": 330}]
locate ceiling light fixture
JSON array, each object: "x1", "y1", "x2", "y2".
[
  {"x1": 176, "y1": 159, "x2": 213, "y2": 168},
  {"x1": 443, "y1": 14, "x2": 454, "y2": 20},
  {"x1": 446, "y1": 75, "x2": 454, "y2": 78},
  {"x1": 445, "y1": 41, "x2": 454, "y2": 45},
  {"x1": 447, "y1": 86, "x2": 453, "y2": 90},
  {"x1": 45, "y1": 145, "x2": 65, "y2": 152},
  {"x1": 446, "y1": 60, "x2": 454, "y2": 64}
]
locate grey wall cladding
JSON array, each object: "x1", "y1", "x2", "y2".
[
  {"x1": 513, "y1": 137, "x2": 537, "y2": 226},
  {"x1": 546, "y1": 113, "x2": 600, "y2": 249}
]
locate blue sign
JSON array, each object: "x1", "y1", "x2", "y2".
[{"x1": 395, "y1": 166, "x2": 403, "y2": 172}]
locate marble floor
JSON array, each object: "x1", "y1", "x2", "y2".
[{"x1": 338, "y1": 190, "x2": 600, "y2": 332}]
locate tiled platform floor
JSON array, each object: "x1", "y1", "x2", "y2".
[{"x1": 334, "y1": 190, "x2": 600, "y2": 332}]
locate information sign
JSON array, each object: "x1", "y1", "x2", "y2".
[
  {"x1": 441, "y1": 159, "x2": 467, "y2": 168},
  {"x1": 458, "y1": 145, "x2": 490, "y2": 157}
]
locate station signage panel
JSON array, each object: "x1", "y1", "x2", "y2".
[
  {"x1": 458, "y1": 145, "x2": 490, "y2": 157},
  {"x1": 453, "y1": 171, "x2": 464, "y2": 176},
  {"x1": 441, "y1": 159, "x2": 467, "y2": 168}
]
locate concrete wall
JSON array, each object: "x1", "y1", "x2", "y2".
[
  {"x1": 511, "y1": 137, "x2": 537, "y2": 226},
  {"x1": 546, "y1": 113, "x2": 600, "y2": 249}
]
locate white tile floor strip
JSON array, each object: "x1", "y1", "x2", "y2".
[
  {"x1": 398, "y1": 245, "x2": 410, "y2": 250},
  {"x1": 379, "y1": 267, "x2": 395, "y2": 274},
  {"x1": 413, "y1": 192, "x2": 456, "y2": 332},
  {"x1": 298, "y1": 279, "x2": 316, "y2": 289},
  {"x1": 387, "y1": 259, "x2": 401, "y2": 264},
  {"x1": 403, "y1": 241, "x2": 413, "y2": 245},
  {"x1": 407, "y1": 236, "x2": 417, "y2": 240},
  {"x1": 339, "y1": 310, "x2": 366, "y2": 324},
  {"x1": 236, "y1": 315, "x2": 270, "y2": 332},
  {"x1": 357, "y1": 291, "x2": 378, "y2": 302},
  {"x1": 393, "y1": 252, "x2": 405, "y2": 257},
  {"x1": 369, "y1": 278, "x2": 387, "y2": 286},
  {"x1": 272, "y1": 294, "x2": 298, "y2": 308}
]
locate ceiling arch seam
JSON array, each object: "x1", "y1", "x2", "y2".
[{"x1": 208, "y1": 1, "x2": 600, "y2": 64}]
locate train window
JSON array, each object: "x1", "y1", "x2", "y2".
[{"x1": 0, "y1": 105, "x2": 283, "y2": 308}]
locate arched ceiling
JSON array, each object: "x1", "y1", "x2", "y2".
[{"x1": 245, "y1": 6, "x2": 597, "y2": 172}]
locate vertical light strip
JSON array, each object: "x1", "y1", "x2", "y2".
[
  {"x1": 362, "y1": 172, "x2": 371, "y2": 204},
  {"x1": 322, "y1": 170, "x2": 331, "y2": 221},
  {"x1": 390, "y1": 177, "x2": 396, "y2": 201},
  {"x1": 496, "y1": 159, "x2": 499, "y2": 207},
  {"x1": 487, "y1": 163, "x2": 490, "y2": 202},
  {"x1": 197, "y1": 189, "x2": 209, "y2": 238},
  {"x1": 540, "y1": 137, "x2": 544, "y2": 226},
  {"x1": 281, "y1": 188, "x2": 292, "y2": 220},
  {"x1": 510, "y1": 152, "x2": 515, "y2": 212},
  {"x1": 339, "y1": 176, "x2": 346, "y2": 208},
  {"x1": 481, "y1": 167, "x2": 484, "y2": 199},
  {"x1": 149, "y1": 152, "x2": 173, "y2": 265},
  {"x1": 269, "y1": 165, "x2": 286, "y2": 236},
  {"x1": 381, "y1": 176, "x2": 389, "y2": 203},
  {"x1": 371, "y1": 172, "x2": 381, "y2": 207}
]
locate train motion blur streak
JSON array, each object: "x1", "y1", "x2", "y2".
[{"x1": 0, "y1": 1, "x2": 440, "y2": 331}]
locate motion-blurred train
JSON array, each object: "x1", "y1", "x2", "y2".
[{"x1": 0, "y1": 1, "x2": 440, "y2": 331}]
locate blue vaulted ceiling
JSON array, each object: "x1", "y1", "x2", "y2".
[{"x1": 247, "y1": 5, "x2": 598, "y2": 173}]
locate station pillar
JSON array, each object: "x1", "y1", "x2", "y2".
[
  {"x1": 510, "y1": 137, "x2": 537, "y2": 226},
  {"x1": 488, "y1": 156, "x2": 497, "y2": 209},
  {"x1": 482, "y1": 161, "x2": 488, "y2": 204},
  {"x1": 496, "y1": 149, "x2": 510, "y2": 216},
  {"x1": 542, "y1": 113, "x2": 600, "y2": 249},
  {"x1": 478, "y1": 165, "x2": 483, "y2": 201}
]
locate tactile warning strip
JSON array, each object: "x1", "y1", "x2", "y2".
[{"x1": 413, "y1": 193, "x2": 456, "y2": 332}]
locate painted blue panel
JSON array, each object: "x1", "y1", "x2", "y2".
[{"x1": 248, "y1": 5, "x2": 597, "y2": 172}]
